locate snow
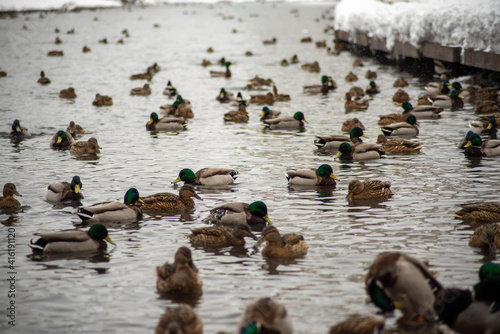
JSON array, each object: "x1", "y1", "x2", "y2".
[{"x1": 334, "y1": 0, "x2": 500, "y2": 54}]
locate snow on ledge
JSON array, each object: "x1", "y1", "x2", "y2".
[
  {"x1": 334, "y1": 0, "x2": 500, "y2": 54},
  {"x1": 0, "y1": 0, "x2": 121, "y2": 12}
]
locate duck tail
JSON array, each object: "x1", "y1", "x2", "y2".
[
  {"x1": 313, "y1": 138, "x2": 326, "y2": 148},
  {"x1": 29, "y1": 237, "x2": 47, "y2": 251},
  {"x1": 380, "y1": 128, "x2": 393, "y2": 137},
  {"x1": 230, "y1": 170, "x2": 239, "y2": 180},
  {"x1": 76, "y1": 208, "x2": 94, "y2": 221}
]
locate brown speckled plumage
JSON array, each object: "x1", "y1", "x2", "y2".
[
  {"x1": 154, "y1": 304, "x2": 203, "y2": 334},
  {"x1": 376, "y1": 134, "x2": 424, "y2": 154},
  {"x1": 256, "y1": 225, "x2": 308, "y2": 258},
  {"x1": 347, "y1": 180, "x2": 393, "y2": 200},
  {"x1": 70, "y1": 138, "x2": 101, "y2": 154},
  {"x1": 455, "y1": 202, "x2": 500, "y2": 225},
  {"x1": 329, "y1": 314, "x2": 385, "y2": 334},
  {"x1": 0, "y1": 183, "x2": 21, "y2": 209},
  {"x1": 186, "y1": 224, "x2": 257, "y2": 247},
  {"x1": 141, "y1": 184, "x2": 201, "y2": 212}
]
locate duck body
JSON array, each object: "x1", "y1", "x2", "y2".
[
  {"x1": 303, "y1": 75, "x2": 330, "y2": 95},
  {"x1": 381, "y1": 115, "x2": 419, "y2": 137},
  {"x1": 37, "y1": 71, "x2": 50, "y2": 84},
  {"x1": 0, "y1": 183, "x2": 22, "y2": 210},
  {"x1": 238, "y1": 297, "x2": 292, "y2": 334},
  {"x1": 301, "y1": 61, "x2": 320, "y2": 73},
  {"x1": 329, "y1": 314, "x2": 385, "y2": 334},
  {"x1": 256, "y1": 225, "x2": 308, "y2": 258},
  {"x1": 130, "y1": 83, "x2": 151, "y2": 96},
  {"x1": 66, "y1": 121, "x2": 85, "y2": 137},
  {"x1": 186, "y1": 224, "x2": 257, "y2": 247},
  {"x1": 203, "y1": 201, "x2": 271, "y2": 226},
  {"x1": 160, "y1": 95, "x2": 194, "y2": 118},
  {"x1": 454, "y1": 202, "x2": 500, "y2": 225},
  {"x1": 285, "y1": 164, "x2": 338, "y2": 187},
  {"x1": 468, "y1": 223, "x2": 500, "y2": 255},
  {"x1": 260, "y1": 106, "x2": 281, "y2": 122},
  {"x1": 154, "y1": 304, "x2": 202, "y2": 334},
  {"x1": 9, "y1": 119, "x2": 31, "y2": 137},
  {"x1": 146, "y1": 112, "x2": 186, "y2": 132},
  {"x1": 50, "y1": 130, "x2": 75, "y2": 149},
  {"x1": 315, "y1": 126, "x2": 367, "y2": 150},
  {"x1": 173, "y1": 168, "x2": 238, "y2": 186},
  {"x1": 92, "y1": 94, "x2": 113, "y2": 106},
  {"x1": 46, "y1": 176, "x2": 83, "y2": 202},
  {"x1": 249, "y1": 92, "x2": 274, "y2": 105},
  {"x1": 344, "y1": 93, "x2": 369, "y2": 112},
  {"x1": 70, "y1": 138, "x2": 101, "y2": 155},
  {"x1": 59, "y1": 87, "x2": 76, "y2": 99},
  {"x1": 141, "y1": 184, "x2": 201, "y2": 212},
  {"x1": 163, "y1": 80, "x2": 177, "y2": 97},
  {"x1": 210, "y1": 61, "x2": 231, "y2": 78},
  {"x1": 272, "y1": 85, "x2": 291, "y2": 102},
  {"x1": 341, "y1": 118, "x2": 365, "y2": 133},
  {"x1": 216, "y1": 88, "x2": 234, "y2": 103},
  {"x1": 224, "y1": 103, "x2": 249, "y2": 122},
  {"x1": 264, "y1": 112, "x2": 307, "y2": 130},
  {"x1": 376, "y1": 134, "x2": 423, "y2": 154},
  {"x1": 464, "y1": 134, "x2": 500, "y2": 157},
  {"x1": 347, "y1": 180, "x2": 393, "y2": 200},
  {"x1": 337, "y1": 142, "x2": 384, "y2": 161}
]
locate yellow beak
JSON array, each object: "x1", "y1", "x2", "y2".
[
  {"x1": 362, "y1": 134, "x2": 369, "y2": 138},
  {"x1": 464, "y1": 141, "x2": 472, "y2": 148},
  {"x1": 105, "y1": 235, "x2": 116, "y2": 245},
  {"x1": 330, "y1": 173, "x2": 339, "y2": 181},
  {"x1": 336, "y1": 151, "x2": 342, "y2": 158},
  {"x1": 147, "y1": 118, "x2": 154, "y2": 125},
  {"x1": 57, "y1": 136, "x2": 62, "y2": 144},
  {"x1": 172, "y1": 177, "x2": 181, "y2": 184},
  {"x1": 264, "y1": 215, "x2": 272, "y2": 224},
  {"x1": 74, "y1": 184, "x2": 81, "y2": 193}
]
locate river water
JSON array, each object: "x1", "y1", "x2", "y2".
[{"x1": 0, "y1": 2, "x2": 498, "y2": 333}]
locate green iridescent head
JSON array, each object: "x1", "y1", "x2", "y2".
[
  {"x1": 349, "y1": 126, "x2": 368, "y2": 139},
  {"x1": 406, "y1": 114, "x2": 418, "y2": 125},
  {"x1": 149, "y1": 112, "x2": 159, "y2": 124},
  {"x1": 124, "y1": 188, "x2": 142, "y2": 205},
  {"x1": 321, "y1": 75, "x2": 328, "y2": 83},
  {"x1": 12, "y1": 120, "x2": 21, "y2": 132},
  {"x1": 293, "y1": 111, "x2": 307, "y2": 122},
  {"x1": 71, "y1": 176, "x2": 82, "y2": 193},
  {"x1": 248, "y1": 201, "x2": 271, "y2": 223},
  {"x1": 316, "y1": 164, "x2": 338, "y2": 180},
  {"x1": 369, "y1": 81, "x2": 376, "y2": 88},
  {"x1": 487, "y1": 117, "x2": 497, "y2": 129},
  {"x1": 401, "y1": 102, "x2": 413, "y2": 112},
  {"x1": 173, "y1": 168, "x2": 196, "y2": 183},
  {"x1": 367, "y1": 280, "x2": 396, "y2": 312},
  {"x1": 465, "y1": 133, "x2": 482, "y2": 147},
  {"x1": 338, "y1": 142, "x2": 353, "y2": 155},
  {"x1": 88, "y1": 224, "x2": 115, "y2": 244}
]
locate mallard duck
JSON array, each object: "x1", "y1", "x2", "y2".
[
  {"x1": 234, "y1": 92, "x2": 247, "y2": 106},
  {"x1": 303, "y1": 75, "x2": 330, "y2": 95},
  {"x1": 470, "y1": 117, "x2": 498, "y2": 138},
  {"x1": 280, "y1": 59, "x2": 289, "y2": 67},
  {"x1": 285, "y1": 164, "x2": 338, "y2": 187},
  {"x1": 365, "y1": 70, "x2": 378, "y2": 79},
  {"x1": 347, "y1": 180, "x2": 393, "y2": 200},
  {"x1": 173, "y1": 168, "x2": 238, "y2": 186},
  {"x1": 147, "y1": 62, "x2": 161, "y2": 74},
  {"x1": 344, "y1": 71, "x2": 358, "y2": 82},
  {"x1": 458, "y1": 130, "x2": 475, "y2": 149},
  {"x1": 329, "y1": 314, "x2": 385, "y2": 334},
  {"x1": 216, "y1": 87, "x2": 234, "y2": 103},
  {"x1": 393, "y1": 78, "x2": 409, "y2": 88},
  {"x1": 66, "y1": 121, "x2": 85, "y2": 137},
  {"x1": 469, "y1": 223, "x2": 500, "y2": 256},
  {"x1": 264, "y1": 112, "x2": 307, "y2": 130},
  {"x1": 186, "y1": 224, "x2": 257, "y2": 247},
  {"x1": 464, "y1": 133, "x2": 500, "y2": 157},
  {"x1": 146, "y1": 112, "x2": 187, "y2": 132},
  {"x1": 256, "y1": 225, "x2": 308, "y2": 258},
  {"x1": 405, "y1": 102, "x2": 443, "y2": 119},
  {"x1": 376, "y1": 134, "x2": 424, "y2": 154},
  {"x1": 392, "y1": 89, "x2": 410, "y2": 103},
  {"x1": 245, "y1": 51, "x2": 253, "y2": 56},
  {"x1": 247, "y1": 75, "x2": 274, "y2": 88},
  {"x1": 163, "y1": 80, "x2": 177, "y2": 97},
  {"x1": 70, "y1": 137, "x2": 101, "y2": 155},
  {"x1": 141, "y1": 184, "x2": 202, "y2": 212},
  {"x1": 47, "y1": 50, "x2": 63, "y2": 56},
  {"x1": 301, "y1": 61, "x2": 320, "y2": 73},
  {"x1": 130, "y1": 83, "x2": 151, "y2": 96},
  {"x1": 203, "y1": 201, "x2": 271, "y2": 226},
  {"x1": 98, "y1": 37, "x2": 108, "y2": 44},
  {"x1": 59, "y1": 87, "x2": 76, "y2": 99},
  {"x1": 224, "y1": 102, "x2": 249, "y2": 123},
  {"x1": 29, "y1": 224, "x2": 115, "y2": 253},
  {"x1": 337, "y1": 142, "x2": 384, "y2": 161},
  {"x1": 160, "y1": 95, "x2": 194, "y2": 118},
  {"x1": 300, "y1": 36, "x2": 312, "y2": 43},
  {"x1": 0, "y1": 70, "x2": 6, "y2": 76},
  {"x1": 365, "y1": 252, "x2": 442, "y2": 322},
  {"x1": 353, "y1": 59, "x2": 364, "y2": 67},
  {"x1": 475, "y1": 101, "x2": 499, "y2": 114},
  {"x1": 454, "y1": 202, "x2": 500, "y2": 225},
  {"x1": 92, "y1": 93, "x2": 113, "y2": 106},
  {"x1": 430, "y1": 90, "x2": 464, "y2": 110},
  {"x1": 154, "y1": 304, "x2": 203, "y2": 334},
  {"x1": 344, "y1": 92, "x2": 369, "y2": 112},
  {"x1": 155, "y1": 246, "x2": 203, "y2": 295},
  {"x1": 206, "y1": 46, "x2": 214, "y2": 53},
  {"x1": 272, "y1": 85, "x2": 291, "y2": 102},
  {"x1": 9, "y1": 119, "x2": 31, "y2": 137},
  {"x1": 238, "y1": 297, "x2": 292, "y2": 334},
  {"x1": 129, "y1": 68, "x2": 154, "y2": 81},
  {"x1": 82, "y1": 45, "x2": 91, "y2": 53},
  {"x1": 260, "y1": 106, "x2": 281, "y2": 122},
  {"x1": 341, "y1": 118, "x2": 365, "y2": 133},
  {"x1": 201, "y1": 58, "x2": 212, "y2": 66},
  {"x1": 381, "y1": 115, "x2": 419, "y2": 137},
  {"x1": 50, "y1": 130, "x2": 75, "y2": 149},
  {"x1": 76, "y1": 188, "x2": 143, "y2": 223},
  {"x1": 378, "y1": 104, "x2": 412, "y2": 126},
  {"x1": 263, "y1": 37, "x2": 277, "y2": 45},
  {"x1": 249, "y1": 92, "x2": 274, "y2": 105},
  {"x1": 210, "y1": 61, "x2": 231, "y2": 78},
  {"x1": 0, "y1": 183, "x2": 21, "y2": 210},
  {"x1": 46, "y1": 176, "x2": 83, "y2": 202},
  {"x1": 424, "y1": 80, "x2": 450, "y2": 97},
  {"x1": 348, "y1": 86, "x2": 365, "y2": 97},
  {"x1": 365, "y1": 81, "x2": 380, "y2": 94},
  {"x1": 37, "y1": 71, "x2": 50, "y2": 84},
  {"x1": 315, "y1": 127, "x2": 368, "y2": 151},
  {"x1": 290, "y1": 54, "x2": 299, "y2": 63}
]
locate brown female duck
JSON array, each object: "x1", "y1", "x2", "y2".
[
  {"x1": 347, "y1": 180, "x2": 393, "y2": 200},
  {"x1": 154, "y1": 304, "x2": 202, "y2": 334},
  {"x1": 92, "y1": 94, "x2": 113, "y2": 106},
  {"x1": 66, "y1": 121, "x2": 85, "y2": 137},
  {"x1": 224, "y1": 102, "x2": 249, "y2": 123},
  {"x1": 376, "y1": 134, "x2": 424, "y2": 154},
  {"x1": 454, "y1": 202, "x2": 500, "y2": 225},
  {"x1": 186, "y1": 224, "x2": 257, "y2": 247},
  {"x1": 70, "y1": 138, "x2": 101, "y2": 155},
  {"x1": 140, "y1": 184, "x2": 202, "y2": 212},
  {"x1": 0, "y1": 183, "x2": 22, "y2": 210},
  {"x1": 130, "y1": 83, "x2": 151, "y2": 96},
  {"x1": 256, "y1": 225, "x2": 308, "y2": 258},
  {"x1": 59, "y1": 87, "x2": 76, "y2": 99},
  {"x1": 37, "y1": 71, "x2": 50, "y2": 85}
]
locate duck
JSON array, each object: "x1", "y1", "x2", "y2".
[
  {"x1": 285, "y1": 164, "x2": 338, "y2": 187},
  {"x1": 224, "y1": 102, "x2": 249, "y2": 123},
  {"x1": 392, "y1": 89, "x2": 410, "y2": 103},
  {"x1": 249, "y1": 92, "x2": 274, "y2": 105},
  {"x1": 247, "y1": 75, "x2": 274, "y2": 89},
  {"x1": 263, "y1": 112, "x2": 307, "y2": 130},
  {"x1": 341, "y1": 118, "x2": 365, "y2": 133},
  {"x1": 245, "y1": 51, "x2": 253, "y2": 56},
  {"x1": 238, "y1": 297, "x2": 292, "y2": 334},
  {"x1": 0, "y1": 183, "x2": 22, "y2": 210},
  {"x1": 378, "y1": 105, "x2": 412, "y2": 126},
  {"x1": 464, "y1": 133, "x2": 500, "y2": 157},
  {"x1": 256, "y1": 225, "x2": 308, "y2": 258},
  {"x1": 329, "y1": 314, "x2": 385, "y2": 334},
  {"x1": 59, "y1": 87, "x2": 76, "y2": 99},
  {"x1": 337, "y1": 142, "x2": 384, "y2": 162},
  {"x1": 210, "y1": 61, "x2": 231, "y2": 78},
  {"x1": 82, "y1": 45, "x2": 91, "y2": 53},
  {"x1": 66, "y1": 121, "x2": 85, "y2": 137},
  {"x1": 454, "y1": 202, "x2": 500, "y2": 225},
  {"x1": 162, "y1": 80, "x2": 177, "y2": 98},
  {"x1": 381, "y1": 115, "x2": 419, "y2": 137},
  {"x1": 272, "y1": 85, "x2": 291, "y2": 102},
  {"x1": 405, "y1": 102, "x2": 443, "y2": 119},
  {"x1": 203, "y1": 201, "x2": 271, "y2": 226},
  {"x1": 234, "y1": 92, "x2": 247, "y2": 106},
  {"x1": 300, "y1": 36, "x2": 312, "y2": 43},
  {"x1": 475, "y1": 101, "x2": 499, "y2": 114},
  {"x1": 76, "y1": 188, "x2": 143, "y2": 223},
  {"x1": 147, "y1": 62, "x2": 161, "y2": 74},
  {"x1": 155, "y1": 246, "x2": 203, "y2": 295},
  {"x1": 37, "y1": 71, "x2": 50, "y2": 85},
  {"x1": 263, "y1": 37, "x2": 277, "y2": 45},
  {"x1": 344, "y1": 92, "x2": 369, "y2": 112},
  {"x1": 92, "y1": 93, "x2": 113, "y2": 106},
  {"x1": 353, "y1": 59, "x2": 364, "y2": 67},
  {"x1": 146, "y1": 112, "x2": 187, "y2": 132},
  {"x1": 9, "y1": 119, "x2": 31, "y2": 137},
  {"x1": 430, "y1": 90, "x2": 464, "y2": 110},
  {"x1": 301, "y1": 61, "x2": 320, "y2": 73},
  {"x1": 70, "y1": 138, "x2": 101, "y2": 155},
  {"x1": 468, "y1": 223, "x2": 500, "y2": 256},
  {"x1": 347, "y1": 180, "x2": 393, "y2": 200},
  {"x1": 173, "y1": 168, "x2": 238, "y2": 186},
  {"x1": 424, "y1": 80, "x2": 450, "y2": 97},
  {"x1": 201, "y1": 58, "x2": 212, "y2": 66},
  {"x1": 344, "y1": 71, "x2": 358, "y2": 82},
  {"x1": 47, "y1": 50, "x2": 63, "y2": 57},
  {"x1": 393, "y1": 77, "x2": 409, "y2": 88},
  {"x1": 141, "y1": 184, "x2": 202, "y2": 212},
  {"x1": 290, "y1": 54, "x2": 299, "y2": 64},
  {"x1": 46, "y1": 176, "x2": 83, "y2": 202},
  {"x1": 280, "y1": 59, "x2": 289, "y2": 67},
  {"x1": 365, "y1": 70, "x2": 378, "y2": 79},
  {"x1": 458, "y1": 130, "x2": 475, "y2": 149},
  {"x1": 130, "y1": 83, "x2": 151, "y2": 96},
  {"x1": 376, "y1": 134, "x2": 424, "y2": 154},
  {"x1": 160, "y1": 95, "x2": 194, "y2": 118},
  {"x1": 303, "y1": 75, "x2": 330, "y2": 95},
  {"x1": 365, "y1": 81, "x2": 380, "y2": 94},
  {"x1": 154, "y1": 304, "x2": 203, "y2": 334},
  {"x1": 348, "y1": 86, "x2": 365, "y2": 97},
  {"x1": 29, "y1": 224, "x2": 115, "y2": 253},
  {"x1": 216, "y1": 87, "x2": 234, "y2": 103},
  {"x1": 50, "y1": 130, "x2": 75, "y2": 149},
  {"x1": 260, "y1": 106, "x2": 281, "y2": 122},
  {"x1": 470, "y1": 116, "x2": 498, "y2": 138},
  {"x1": 129, "y1": 68, "x2": 154, "y2": 81},
  {"x1": 186, "y1": 224, "x2": 257, "y2": 247},
  {"x1": 315, "y1": 127, "x2": 368, "y2": 151},
  {"x1": 365, "y1": 252, "x2": 442, "y2": 322}
]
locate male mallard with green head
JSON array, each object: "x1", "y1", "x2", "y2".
[
  {"x1": 162, "y1": 80, "x2": 177, "y2": 98},
  {"x1": 337, "y1": 142, "x2": 384, "y2": 162},
  {"x1": 303, "y1": 75, "x2": 330, "y2": 95},
  {"x1": 50, "y1": 130, "x2": 75, "y2": 149},
  {"x1": 285, "y1": 164, "x2": 338, "y2": 187},
  {"x1": 216, "y1": 87, "x2": 234, "y2": 103},
  {"x1": 186, "y1": 224, "x2": 257, "y2": 247},
  {"x1": 464, "y1": 133, "x2": 500, "y2": 157},
  {"x1": 315, "y1": 126, "x2": 368, "y2": 151},
  {"x1": 365, "y1": 81, "x2": 380, "y2": 94},
  {"x1": 264, "y1": 111, "x2": 307, "y2": 130},
  {"x1": 9, "y1": 119, "x2": 31, "y2": 137},
  {"x1": 154, "y1": 304, "x2": 202, "y2": 334},
  {"x1": 46, "y1": 176, "x2": 83, "y2": 202},
  {"x1": 260, "y1": 106, "x2": 281, "y2": 122},
  {"x1": 210, "y1": 61, "x2": 231, "y2": 78},
  {"x1": 146, "y1": 112, "x2": 187, "y2": 132},
  {"x1": 238, "y1": 297, "x2": 292, "y2": 334},
  {"x1": 160, "y1": 95, "x2": 194, "y2": 118},
  {"x1": 173, "y1": 168, "x2": 238, "y2": 186},
  {"x1": 0, "y1": 183, "x2": 22, "y2": 210},
  {"x1": 70, "y1": 137, "x2": 101, "y2": 155},
  {"x1": 141, "y1": 184, "x2": 202, "y2": 213},
  {"x1": 381, "y1": 115, "x2": 419, "y2": 137},
  {"x1": 203, "y1": 201, "x2": 271, "y2": 226},
  {"x1": 256, "y1": 225, "x2": 308, "y2": 258}
]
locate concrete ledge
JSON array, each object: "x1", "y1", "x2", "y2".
[{"x1": 462, "y1": 48, "x2": 500, "y2": 72}]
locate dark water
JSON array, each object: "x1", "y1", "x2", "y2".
[{"x1": 0, "y1": 2, "x2": 498, "y2": 333}]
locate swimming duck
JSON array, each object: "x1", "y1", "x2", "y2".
[
  {"x1": 210, "y1": 61, "x2": 231, "y2": 78},
  {"x1": 263, "y1": 37, "x2": 277, "y2": 45},
  {"x1": 376, "y1": 134, "x2": 424, "y2": 154},
  {"x1": 37, "y1": 71, "x2": 50, "y2": 85},
  {"x1": 470, "y1": 116, "x2": 498, "y2": 138},
  {"x1": 264, "y1": 112, "x2": 307, "y2": 130},
  {"x1": 147, "y1": 62, "x2": 161, "y2": 74},
  {"x1": 353, "y1": 59, "x2": 364, "y2": 67},
  {"x1": 366, "y1": 252, "x2": 442, "y2": 322},
  {"x1": 381, "y1": 115, "x2": 419, "y2": 137},
  {"x1": 9, "y1": 119, "x2": 31, "y2": 137},
  {"x1": 468, "y1": 223, "x2": 500, "y2": 257},
  {"x1": 173, "y1": 168, "x2": 238, "y2": 186},
  {"x1": 82, "y1": 45, "x2": 91, "y2": 53},
  {"x1": 238, "y1": 297, "x2": 292, "y2": 334},
  {"x1": 224, "y1": 102, "x2": 249, "y2": 123},
  {"x1": 245, "y1": 51, "x2": 253, "y2": 56},
  {"x1": 301, "y1": 61, "x2": 320, "y2": 73},
  {"x1": 392, "y1": 89, "x2": 410, "y2": 103},
  {"x1": 378, "y1": 105, "x2": 412, "y2": 126},
  {"x1": 347, "y1": 180, "x2": 393, "y2": 200},
  {"x1": 141, "y1": 184, "x2": 202, "y2": 213},
  {"x1": 365, "y1": 70, "x2": 378, "y2": 79},
  {"x1": 337, "y1": 142, "x2": 384, "y2": 161},
  {"x1": 70, "y1": 137, "x2": 101, "y2": 155},
  {"x1": 348, "y1": 86, "x2": 365, "y2": 97},
  {"x1": 260, "y1": 106, "x2": 281, "y2": 122},
  {"x1": 155, "y1": 246, "x2": 203, "y2": 295},
  {"x1": 146, "y1": 112, "x2": 187, "y2": 132},
  {"x1": 303, "y1": 75, "x2": 330, "y2": 95},
  {"x1": 234, "y1": 92, "x2": 247, "y2": 106},
  {"x1": 285, "y1": 164, "x2": 338, "y2": 187},
  {"x1": 300, "y1": 36, "x2": 312, "y2": 43},
  {"x1": 424, "y1": 80, "x2": 450, "y2": 97},
  {"x1": 216, "y1": 87, "x2": 234, "y2": 103},
  {"x1": 315, "y1": 127, "x2": 368, "y2": 151},
  {"x1": 430, "y1": 90, "x2": 464, "y2": 110},
  {"x1": 59, "y1": 87, "x2": 76, "y2": 99},
  {"x1": 47, "y1": 50, "x2": 63, "y2": 57},
  {"x1": 206, "y1": 46, "x2": 214, "y2": 53},
  {"x1": 344, "y1": 71, "x2": 358, "y2": 82},
  {"x1": 280, "y1": 59, "x2": 289, "y2": 67},
  {"x1": 475, "y1": 101, "x2": 499, "y2": 114},
  {"x1": 249, "y1": 92, "x2": 274, "y2": 105},
  {"x1": 66, "y1": 121, "x2": 85, "y2": 137},
  {"x1": 458, "y1": 130, "x2": 475, "y2": 149},
  {"x1": 0, "y1": 183, "x2": 22, "y2": 210},
  {"x1": 76, "y1": 188, "x2": 143, "y2": 223},
  {"x1": 329, "y1": 314, "x2": 385, "y2": 334},
  {"x1": 29, "y1": 224, "x2": 115, "y2": 253},
  {"x1": 341, "y1": 118, "x2": 365, "y2": 133},
  {"x1": 46, "y1": 176, "x2": 83, "y2": 202},
  {"x1": 464, "y1": 133, "x2": 500, "y2": 157},
  {"x1": 393, "y1": 78, "x2": 409, "y2": 87},
  {"x1": 344, "y1": 92, "x2": 369, "y2": 112},
  {"x1": 365, "y1": 81, "x2": 380, "y2": 94},
  {"x1": 201, "y1": 58, "x2": 212, "y2": 66},
  {"x1": 129, "y1": 68, "x2": 154, "y2": 81},
  {"x1": 55, "y1": 36, "x2": 62, "y2": 44},
  {"x1": 154, "y1": 304, "x2": 203, "y2": 334},
  {"x1": 50, "y1": 130, "x2": 75, "y2": 149},
  {"x1": 256, "y1": 225, "x2": 308, "y2": 258},
  {"x1": 247, "y1": 75, "x2": 274, "y2": 87},
  {"x1": 203, "y1": 201, "x2": 271, "y2": 226},
  {"x1": 160, "y1": 95, "x2": 194, "y2": 118},
  {"x1": 290, "y1": 54, "x2": 299, "y2": 64},
  {"x1": 163, "y1": 80, "x2": 177, "y2": 98},
  {"x1": 186, "y1": 224, "x2": 257, "y2": 247},
  {"x1": 92, "y1": 93, "x2": 113, "y2": 106},
  {"x1": 454, "y1": 202, "x2": 500, "y2": 225},
  {"x1": 130, "y1": 83, "x2": 151, "y2": 96},
  {"x1": 404, "y1": 102, "x2": 443, "y2": 119},
  {"x1": 272, "y1": 85, "x2": 291, "y2": 102}
]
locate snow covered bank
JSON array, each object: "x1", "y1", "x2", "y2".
[{"x1": 0, "y1": 0, "x2": 121, "y2": 12}]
